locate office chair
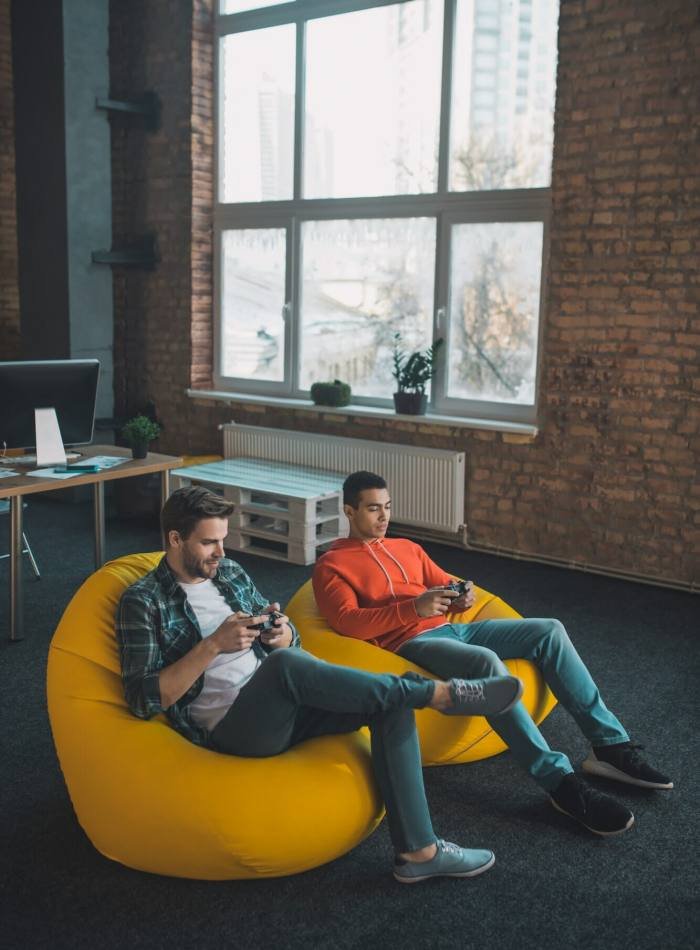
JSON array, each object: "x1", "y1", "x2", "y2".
[{"x1": 0, "y1": 500, "x2": 41, "y2": 578}]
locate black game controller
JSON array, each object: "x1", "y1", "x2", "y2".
[
  {"x1": 248, "y1": 610, "x2": 283, "y2": 632},
  {"x1": 444, "y1": 580, "x2": 472, "y2": 596}
]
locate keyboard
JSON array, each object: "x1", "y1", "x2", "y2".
[{"x1": 0, "y1": 452, "x2": 81, "y2": 466}]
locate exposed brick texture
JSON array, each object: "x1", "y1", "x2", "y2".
[
  {"x1": 0, "y1": 0, "x2": 20, "y2": 359},
  {"x1": 190, "y1": 0, "x2": 214, "y2": 390},
  {"x1": 67, "y1": 1, "x2": 700, "y2": 586},
  {"x1": 109, "y1": 0, "x2": 205, "y2": 428}
]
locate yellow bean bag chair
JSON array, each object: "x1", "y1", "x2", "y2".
[
  {"x1": 47, "y1": 553, "x2": 384, "y2": 880},
  {"x1": 286, "y1": 580, "x2": 557, "y2": 767}
]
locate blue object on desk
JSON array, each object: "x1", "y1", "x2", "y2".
[{"x1": 54, "y1": 464, "x2": 102, "y2": 473}]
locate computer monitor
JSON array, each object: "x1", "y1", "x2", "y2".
[{"x1": 0, "y1": 359, "x2": 100, "y2": 452}]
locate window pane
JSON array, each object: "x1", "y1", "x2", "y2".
[
  {"x1": 450, "y1": 0, "x2": 559, "y2": 191},
  {"x1": 220, "y1": 229, "x2": 286, "y2": 381},
  {"x1": 299, "y1": 218, "x2": 436, "y2": 397},
  {"x1": 304, "y1": 2, "x2": 443, "y2": 198},
  {"x1": 220, "y1": 26, "x2": 295, "y2": 202},
  {"x1": 220, "y1": 1, "x2": 290, "y2": 13},
  {"x1": 447, "y1": 222, "x2": 543, "y2": 405}
]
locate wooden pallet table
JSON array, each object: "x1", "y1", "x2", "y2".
[{"x1": 169, "y1": 458, "x2": 348, "y2": 565}]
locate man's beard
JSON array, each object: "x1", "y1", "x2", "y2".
[{"x1": 183, "y1": 548, "x2": 219, "y2": 580}]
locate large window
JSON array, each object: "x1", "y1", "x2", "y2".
[{"x1": 215, "y1": 0, "x2": 559, "y2": 424}]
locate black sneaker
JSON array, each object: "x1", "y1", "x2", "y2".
[
  {"x1": 550, "y1": 773, "x2": 634, "y2": 836},
  {"x1": 582, "y1": 742, "x2": 673, "y2": 790}
]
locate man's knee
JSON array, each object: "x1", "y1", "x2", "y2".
[
  {"x1": 546, "y1": 618, "x2": 569, "y2": 644},
  {"x1": 535, "y1": 618, "x2": 571, "y2": 656},
  {"x1": 474, "y1": 646, "x2": 508, "y2": 677}
]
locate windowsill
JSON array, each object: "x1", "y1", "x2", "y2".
[{"x1": 186, "y1": 388, "x2": 538, "y2": 439}]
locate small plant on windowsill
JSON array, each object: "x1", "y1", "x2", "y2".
[
  {"x1": 310, "y1": 379, "x2": 352, "y2": 408},
  {"x1": 121, "y1": 415, "x2": 161, "y2": 459},
  {"x1": 391, "y1": 333, "x2": 443, "y2": 415}
]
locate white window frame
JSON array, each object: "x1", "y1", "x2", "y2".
[{"x1": 213, "y1": 0, "x2": 555, "y2": 426}]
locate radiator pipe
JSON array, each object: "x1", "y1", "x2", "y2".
[{"x1": 391, "y1": 522, "x2": 697, "y2": 596}]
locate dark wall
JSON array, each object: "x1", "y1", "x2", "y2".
[
  {"x1": 11, "y1": 0, "x2": 70, "y2": 358},
  {"x1": 0, "y1": 0, "x2": 20, "y2": 358}
]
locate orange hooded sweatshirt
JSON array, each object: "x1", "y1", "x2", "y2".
[{"x1": 312, "y1": 537, "x2": 455, "y2": 652}]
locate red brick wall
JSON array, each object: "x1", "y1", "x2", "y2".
[
  {"x1": 109, "y1": 0, "x2": 204, "y2": 424},
  {"x1": 190, "y1": 0, "x2": 215, "y2": 390},
  {"x1": 0, "y1": 0, "x2": 20, "y2": 359},
  {"x1": 108, "y1": 0, "x2": 698, "y2": 587}
]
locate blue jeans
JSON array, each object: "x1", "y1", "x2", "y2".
[
  {"x1": 211, "y1": 648, "x2": 438, "y2": 853},
  {"x1": 398, "y1": 619, "x2": 629, "y2": 792}
]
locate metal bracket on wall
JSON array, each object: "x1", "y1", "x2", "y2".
[
  {"x1": 91, "y1": 234, "x2": 158, "y2": 270},
  {"x1": 95, "y1": 92, "x2": 161, "y2": 131}
]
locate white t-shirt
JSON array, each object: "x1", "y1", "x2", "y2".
[{"x1": 179, "y1": 579, "x2": 261, "y2": 732}]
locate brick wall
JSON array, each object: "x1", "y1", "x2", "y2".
[
  {"x1": 0, "y1": 0, "x2": 20, "y2": 359},
  {"x1": 190, "y1": 0, "x2": 215, "y2": 390},
  {"x1": 109, "y1": 0, "x2": 201, "y2": 423},
  {"x1": 108, "y1": 0, "x2": 698, "y2": 587}
]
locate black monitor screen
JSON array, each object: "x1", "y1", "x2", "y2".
[{"x1": 0, "y1": 359, "x2": 100, "y2": 451}]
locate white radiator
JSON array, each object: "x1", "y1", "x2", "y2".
[{"x1": 221, "y1": 423, "x2": 465, "y2": 533}]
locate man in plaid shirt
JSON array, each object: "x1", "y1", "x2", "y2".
[{"x1": 116, "y1": 485, "x2": 522, "y2": 883}]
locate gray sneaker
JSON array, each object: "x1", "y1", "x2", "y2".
[
  {"x1": 441, "y1": 675, "x2": 523, "y2": 717},
  {"x1": 393, "y1": 839, "x2": 495, "y2": 884}
]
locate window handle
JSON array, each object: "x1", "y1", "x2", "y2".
[
  {"x1": 436, "y1": 306, "x2": 446, "y2": 334},
  {"x1": 282, "y1": 302, "x2": 292, "y2": 321}
]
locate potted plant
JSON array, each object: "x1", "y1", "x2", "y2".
[
  {"x1": 391, "y1": 333, "x2": 443, "y2": 415},
  {"x1": 310, "y1": 379, "x2": 352, "y2": 408},
  {"x1": 121, "y1": 414, "x2": 161, "y2": 459}
]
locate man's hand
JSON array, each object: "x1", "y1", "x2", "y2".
[
  {"x1": 158, "y1": 610, "x2": 263, "y2": 709},
  {"x1": 449, "y1": 582, "x2": 476, "y2": 613},
  {"x1": 258, "y1": 602, "x2": 293, "y2": 649},
  {"x1": 210, "y1": 611, "x2": 265, "y2": 654},
  {"x1": 414, "y1": 587, "x2": 459, "y2": 618}
]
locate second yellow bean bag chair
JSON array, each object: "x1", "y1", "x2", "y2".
[
  {"x1": 286, "y1": 579, "x2": 557, "y2": 767},
  {"x1": 47, "y1": 553, "x2": 384, "y2": 880}
]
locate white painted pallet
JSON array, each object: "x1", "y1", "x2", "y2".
[
  {"x1": 170, "y1": 458, "x2": 348, "y2": 565},
  {"x1": 231, "y1": 510, "x2": 344, "y2": 544}
]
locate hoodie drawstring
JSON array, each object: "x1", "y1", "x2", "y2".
[{"x1": 363, "y1": 540, "x2": 410, "y2": 598}]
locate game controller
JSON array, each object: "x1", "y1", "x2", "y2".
[
  {"x1": 248, "y1": 610, "x2": 283, "y2": 632},
  {"x1": 444, "y1": 580, "x2": 472, "y2": 596}
]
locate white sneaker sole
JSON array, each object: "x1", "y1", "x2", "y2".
[
  {"x1": 550, "y1": 797, "x2": 635, "y2": 836},
  {"x1": 393, "y1": 852, "x2": 495, "y2": 884},
  {"x1": 582, "y1": 757, "x2": 674, "y2": 790}
]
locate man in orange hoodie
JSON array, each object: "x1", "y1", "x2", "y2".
[{"x1": 313, "y1": 470, "x2": 673, "y2": 838}]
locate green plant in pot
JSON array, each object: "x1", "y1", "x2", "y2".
[
  {"x1": 391, "y1": 333, "x2": 443, "y2": 415},
  {"x1": 121, "y1": 415, "x2": 161, "y2": 459},
  {"x1": 310, "y1": 379, "x2": 352, "y2": 407}
]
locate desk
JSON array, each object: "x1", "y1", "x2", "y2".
[{"x1": 0, "y1": 446, "x2": 182, "y2": 641}]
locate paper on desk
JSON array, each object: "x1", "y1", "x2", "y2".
[
  {"x1": 24, "y1": 468, "x2": 85, "y2": 480},
  {"x1": 88, "y1": 455, "x2": 130, "y2": 469},
  {"x1": 0, "y1": 469, "x2": 19, "y2": 478}
]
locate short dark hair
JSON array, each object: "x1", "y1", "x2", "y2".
[
  {"x1": 161, "y1": 486, "x2": 235, "y2": 542},
  {"x1": 343, "y1": 471, "x2": 387, "y2": 508}
]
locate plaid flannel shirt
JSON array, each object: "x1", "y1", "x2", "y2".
[{"x1": 115, "y1": 554, "x2": 301, "y2": 746}]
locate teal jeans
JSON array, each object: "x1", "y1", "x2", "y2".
[
  {"x1": 398, "y1": 619, "x2": 629, "y2": 792},
  {"x1": 210, "y1": 648, "x2": 438, "y2": 853}
]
